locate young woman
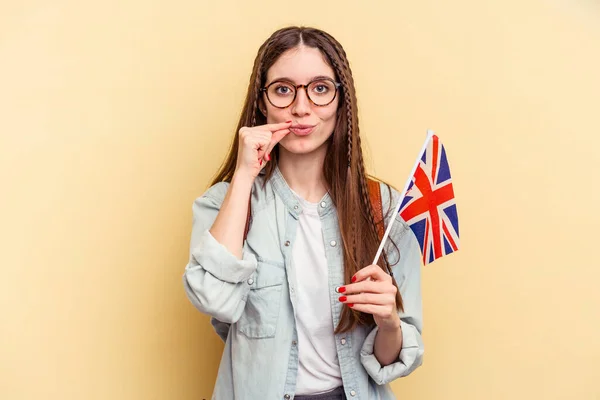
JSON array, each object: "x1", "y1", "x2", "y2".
[{"x1": 183, "y1": 26, "x2": 424, "y2": 400}]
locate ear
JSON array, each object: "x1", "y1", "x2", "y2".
[{"x1": 258, "y1": 96, "x2": 268, "y2": 117}]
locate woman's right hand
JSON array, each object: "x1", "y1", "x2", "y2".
[{"x1": 234, "y1": 121, "x2": 292, "y2": 180}]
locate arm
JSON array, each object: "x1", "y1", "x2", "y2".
[
  {"x1": 183, "y1": 121, "x2": 292, "y2": 324},
  {"x1": 359, "y1": 221, "x2": 425, "y2": 384},
  {"x1": 207, "y1": 121, "x2": 291, "y2": 259},
  {"x1": 199, "y1": 174, "x2": 253, "y2": 336},
  {"x1": 209, "y1": 173, "x2": 254, "y2": 259},
  {"x1": 373, "y1": 316, "x2": 403, "y2": 366},
  {"x1": 182, "y1": 181, "x2": 258, "y2": 324}
]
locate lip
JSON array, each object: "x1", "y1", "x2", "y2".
[{"x1": 290, "y1": 124, "x2": 316, "y2": 136}]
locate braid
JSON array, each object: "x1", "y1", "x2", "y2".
[
  {"x1": 323, "y1": 33, "x2": 388, "y2": 272},
  {"x1": 327, "y1": 41, "x2": 355, "y2": 168},
  {"x1": 321, "y1": 39, "x2": 358, "y2": 260}
]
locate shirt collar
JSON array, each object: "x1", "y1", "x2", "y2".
[{"x1": 269, "y1": 165, "x2": 334, "y2": 218}]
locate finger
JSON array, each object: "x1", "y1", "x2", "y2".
[
  {"x1": 258, "y1": 120, "x2": 292, "y2": 132},
  {"x1": 340, "y1": 280, "x2": 378, "y2": 294},
  {"x1": 345, "y1": 303, "x2": 395, "y2": 318},
  {"x1": 251, "y1": 132, "x2": 275, "y2": 159},
  {"x1": 339, "y1": 292, "x2": 395, "y2": 306},
  {"x1": 341, "y1": 280, "x2": 397, "y2": 295},
  {"x1": 263, "y1": 129, "x2": 290, "y2": 160},
  {"x1": 352, "y1": 264, "x2": 391, "y2": 283},
  {"x1": 240, "y1": 129, "x2": 271, "y2": 154}
]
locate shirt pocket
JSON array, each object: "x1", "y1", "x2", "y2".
[{"x1": 237, "y1": 259, "x2": 286, "y2": 339}]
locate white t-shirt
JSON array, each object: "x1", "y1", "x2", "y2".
[{"x1": 292, "y1": 194, "x2": 343, "y2": 395}]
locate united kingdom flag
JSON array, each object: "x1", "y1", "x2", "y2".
[{"x1": 399, "y1": 134, "x2": 460, "y2": 265}]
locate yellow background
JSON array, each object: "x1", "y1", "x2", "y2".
[{"x1": 2, "y1": 0, "x2": 599, "y2": 399}]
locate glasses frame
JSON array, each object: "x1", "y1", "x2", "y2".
[{"x1": 260, "y1": 78, "x2": 342, "y2": 109}]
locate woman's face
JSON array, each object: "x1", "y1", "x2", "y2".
[{"x1": 262, "y1": 45, "x2": 339, "y2": 156}]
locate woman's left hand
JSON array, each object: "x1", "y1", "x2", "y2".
[{"x1": 338, "y1": 264, "x2": 401, "y2": 331}]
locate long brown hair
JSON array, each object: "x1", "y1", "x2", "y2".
[{"x1": 211, "y1": 26, "x2": 402, "y2": 333}]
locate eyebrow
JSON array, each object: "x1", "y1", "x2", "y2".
[{"x1": 267, "y1": 75, "x2": 336, "y2": 85}]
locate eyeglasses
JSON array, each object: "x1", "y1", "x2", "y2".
[{"x1": 261, "y1": 78, "x2": 342, "y2": 109}]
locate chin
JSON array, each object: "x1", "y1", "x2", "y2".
[
  {"x1": 279, "y1": 142, "x2": 318, "y2": 155},
  {"x1": 280, "y1": 136, "x2": 330, "y2": 156}
]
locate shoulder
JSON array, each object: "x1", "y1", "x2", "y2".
[
  {"x1": 192, "y1": 174, "x2": 271, "y2": 212},
  {"x1": 193, "y1": 181, "x2": 230, "y2": 211}
]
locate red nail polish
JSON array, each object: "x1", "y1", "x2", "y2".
[
  {"x1": 338, "y1": 286, "x2": 346, "y2": 293},
  {"x1": 351, "y1": 276, "x2": 357, "y2": 283},
  {"x1": 339, "y1": 296, "x2": 347, "y2": 302},
  {"x1": 259, "y1": 159, "x2": 263, "y2": 166},
  {"x1": 348, "y1": 304, "x2": 354, "y2": 308},
  {"x1": 286, "y1": 120, "x2": 292, "y2": 123},
  {"x1": 266, "y1": 153, "x2": 271, "y2": 161}
]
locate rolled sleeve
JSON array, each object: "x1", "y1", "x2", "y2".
[
  {"x1": 360, "y1": 320, "x2": 424, "y2": 385},
  {"x1": 182, "y1": 183, "x2": 258, "y2": 324},
  {"x1": 190, "y1": 229, "x2": 257, "y2": 284}
]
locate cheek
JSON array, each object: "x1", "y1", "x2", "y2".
[
  {"x1": 322, "y1": 98, "x2": 339, "y2": 121},
  {"x1": 318, "y1": 106, "x2": 338, "y2": 129},
  {"x1": 265, "y1": 107, "x2": 289, "y2": 124}
]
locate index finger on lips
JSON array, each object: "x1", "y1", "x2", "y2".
[{"x1": 260, "y1": 120, "x2": 293, "y2": 132}]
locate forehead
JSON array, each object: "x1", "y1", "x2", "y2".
[{"x1": 266, "y1": 45, "x2": 336, "y2": 83}]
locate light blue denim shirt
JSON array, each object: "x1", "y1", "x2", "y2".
[{"x1": 183, "y1": 167, "x2": 424, "y2": 400}]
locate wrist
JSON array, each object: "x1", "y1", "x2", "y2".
[
  {"x1": 378, "y1": 315, "x2": 402, "y2": 333},
  {"x1": 231, "y1": 170, "x2": 256, "y2": 189}
]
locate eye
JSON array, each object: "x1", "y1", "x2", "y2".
[
  {"x1": 310, "y1": 81, "x2": 333, "y2": 95},
  {"x1": 273, "y1": 84, "x2": 294, "y2": 96}
]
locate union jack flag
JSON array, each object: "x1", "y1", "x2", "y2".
[{"x1": 399, "y1": 134, "x2": 459, "y2": 265}]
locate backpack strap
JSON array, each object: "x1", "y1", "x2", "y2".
[
  {"x1": 243, "y1": 179, "x2": 384, "y2": 241},
  {"x1": 367, "y1": 179, "x2": 385, "y2": 241}
]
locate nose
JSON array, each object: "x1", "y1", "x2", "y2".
[{"x1": 291, "y1": 86, "x2": 311, "y2": 117}]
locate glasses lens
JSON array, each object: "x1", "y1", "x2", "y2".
[
  {"x1": 265, "y1": 79, "x2": 338, "y2": 108},
  {"x1": 307, "y1": 80, "x2": 337, "y2": 106},
  {"x1": 267, "y1": 82, "x2": 296, "y2": 108}
]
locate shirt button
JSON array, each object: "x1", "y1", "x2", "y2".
[
  {"x1": 330, "y1": 240, "x2": 337, "y2": 247},
  {"x1": 340, "y1": 338, "x2": 346, "y2": 345},
  {"x1": 285, "y1": 241, "x2": 290, "y2": 246},
  {"x1": 247, "y1": 278, "x2": 254, "y2": 285},
  {"x1": 335, "y1": 286, "x2": 341, "y2": 293},
  {"x1": 294, "y1": 205, "x2": 299, "y2": 210},
  {"x1": 350, "y1": 390, "x2": 356, "y2": 397},
  {"x1": 292, "y1": 340, "x2": 297, "y2": 346},
  {"x1": 320, "y1": 201, "x2": 327, "y2": 208},
  {"x1": 290, "y1": 287, "x2": 295, "y2": 294},
  {"x1": 284, "y1": 395, "x2": 291, "y2": 400}
]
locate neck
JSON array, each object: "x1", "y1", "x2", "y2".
[{"x1": 277, "y1": 145, "x2": 328, "y2": 203}]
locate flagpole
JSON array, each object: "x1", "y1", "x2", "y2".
[{"x1": 371, "y1": 129, "x2": 435, "y2": 265}]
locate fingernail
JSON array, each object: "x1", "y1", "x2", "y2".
[
  {"x1": 286, "y1": 120, "x2": 292, "y2": 123},
  {"x1": 348, "y1": 304, "x2": 354, "y2": 308},
  {"x1": 338, "y1": 286, "x2": 346, "y2": 293},
  {"x1": 266, "y1": 153, "x2": 271, "y2": 161},
  {"x1": 351, "y1": 276, "x2": 357, "y2": 283},
  {"x1": 259, "y1": 159, "x2": 263, "y2": 166},
  {"x1": 338, "y1": 296, "x2": 347, "y2": 302}
]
